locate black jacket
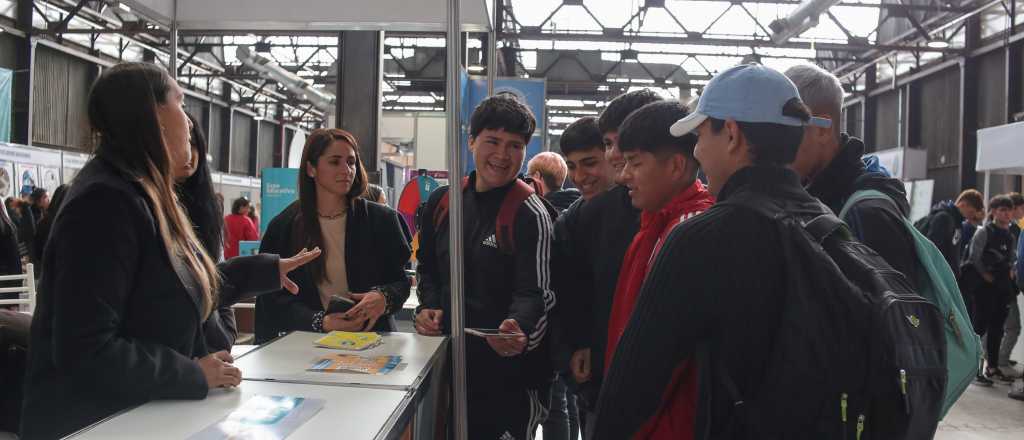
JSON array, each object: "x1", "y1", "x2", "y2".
[
  {"x1": 922, "y1": 201, "x2": 967, "y2": 273},
  {"x1": 0, "y1": 206, "x2": 20, "y2": 292},
  {"x1": 255, "y1": 199, "x2": 412, "y2": 343},
  {"x1": 21, "y1": 158, "x2": 282, "y2": 440},
  {"x1": 416, "y1": 173, "x2": 557, "y2": 392},
  {"x1": 594, "y1": 166, "x2": 807, "y2": 440},
  {"x1": 807, "y1": 135, "x2": 918, "y2": 286},
  {"x1": 546, "y1": 188, "x2": 581, "y2": 212},
  {"x1": 557, "y1": 185, "x2": 639, "y2": 387}
]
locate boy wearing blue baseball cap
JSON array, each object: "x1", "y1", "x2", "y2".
[{"x1": 593, "y1": 64, "x2": 834, "y2": 439}]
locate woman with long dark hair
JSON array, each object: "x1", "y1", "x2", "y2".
[
  {"x1": 256, "y1": 128, "x2": 411, "y2": 343},
  {"x1": 177, "y1": 113, "x2": 243, "y2": 352},
  {"x1": 20, "y1": 63, "x2": 319, "y2": 439},
  {"x1": 178, "y1": 113, "x2": 222, "y2": 259}
]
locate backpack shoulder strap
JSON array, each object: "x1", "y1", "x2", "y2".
[
  {"x1": 432, "y1": 177, "x2": 470, "y2": 228},
  {"x1": 495, "y1": 179, "x2": 537, "y2": 254},
  {"x1": 838, "y1": 189, "x2": 895, "y2": 220}
]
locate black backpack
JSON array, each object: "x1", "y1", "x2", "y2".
[
  {"x1": 717, "y1": 193, "x2": 946, "y2": 440},
  {"x1": 913, "y1": 213, "x2": 934, "y2": 236}
]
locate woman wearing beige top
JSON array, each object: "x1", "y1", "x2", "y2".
[{"x1": 256, "y1": 128, "x2": 412, "y2": 343}]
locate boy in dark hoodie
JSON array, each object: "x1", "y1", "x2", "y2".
[
  {"x1": 920, "y1": 189, "x2": 986, "y2": 275},
  {"x1": 785, "y1": 65, "x2": 918, "y2": 284}
]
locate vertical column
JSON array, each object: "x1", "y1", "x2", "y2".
[
  {"x1": 12, "y1": 0, "x2": 34, "y2": 145},
  {"x1": 250, "y1": 119, "x2": 259, "y2": 176},
  {"x1": 220, "y1": 84, "x2": 233, "y2": 173},
  {"x1": 862, "y1": 65, "x2": 877, "y2": 149},
  {"x1": 335, "y1": 31, "x2": 384, "y2": 182},
  {"x1": 959, "y1": 16, "x2": 981, "y2": 192}
]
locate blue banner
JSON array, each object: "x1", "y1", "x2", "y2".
[
  {"x1": 260, "y1": 168, "x2": 300, "y2": 234},
  {"x1": 0, "y1": 68, "x2": 11, "y2": 143},
  {"x1": 460, "y1": 73, "x2": 547, "y2": 175}
]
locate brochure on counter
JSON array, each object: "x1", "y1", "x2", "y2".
[
  {"x1": 308, "y1": 354, "x2": 403, "y2": 375},
  {"x1": 189, "y1": 395, "x2": 325, "y2": 440}
]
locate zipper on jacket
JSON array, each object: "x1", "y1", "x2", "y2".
[
  {"x1": 900, "y1": 369, "x2": 910, "y2": 415},
  {"x1": 856, "y1": 414, "x2": 866, "y2": 440},
  {"x1": 949, "y1": 312, "x2": 965, "y2": 348}
]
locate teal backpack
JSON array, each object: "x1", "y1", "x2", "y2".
[{"x1": 841, "y1": 189, "x2": 981, "y2": 418}]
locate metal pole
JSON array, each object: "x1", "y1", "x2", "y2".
[
  {"x1": 168, "y1": 0, "x2": 178, "y2": 78},
  {"x1": 487, "y1": 0, "x2": 498, "y2": 95},
  {"x1": 445, "y1": 0, "x2": 468, "y2": 439}
]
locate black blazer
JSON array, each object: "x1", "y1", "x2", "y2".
[
  {"x1": 255, "y1": 199, "x2": 412, "y2": 343},
  {"x1": 20, "y1": 158, "x2": 281, "y2": 440}
]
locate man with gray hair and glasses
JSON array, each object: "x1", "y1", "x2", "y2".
[{"x1": 786, "y1": 63, "x2": 920, "y2": 286}]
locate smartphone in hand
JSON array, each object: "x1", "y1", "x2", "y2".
[{"x1": 465, "y1": 328, "x2": 523, "y2": 338}]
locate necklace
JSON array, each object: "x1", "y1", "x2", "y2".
[{"x1": 318, "y1": 210, "x2": 346, "y2": 220}]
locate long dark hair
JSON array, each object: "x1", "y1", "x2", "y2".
[
  {"x1": 293, "y1": 128, "x2": 368, "y2": 284},
  {"x1": 88, "y1": 62, "x2": 219, "y2": 318},
  {"x1": 178, "y1": 112, "x2": 223, "y2": 260}
]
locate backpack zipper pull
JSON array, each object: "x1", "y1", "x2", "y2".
[
  {"x1": 900, "y1": 369, "x2": 910, "y2": 414},
  {"x1": 856, "y1": 414, "x2": 865, "y2": 440},
  {"x1": 840, "y1": 393, "x2": 848, "y2": 423},
  {"x1": 949, "y1": 312, "x2": 965, "y2": 347}
]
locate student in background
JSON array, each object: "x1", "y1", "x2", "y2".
[
  {"x1": 415, "y1": 95, "x2": 556, "y2": 439},
  {"x1": 997, "y1": 193, "x2": 1024, "y2": 378},
  {"x1": 27, "y1": 188, "x2": 48, "y2": 227},
  {"x1": 257, "y1": 128, "x2": 411, "y2": 343},
  {"x1": 30, "y1": 185, "x2": 67, "y2": 270},
  {"x1": 603, "y1": 100, "x2": 714, "y2": 439},
  {"x1": 528, "y1": 151, "x2": 580, "y2": 211},
  {"x1": 920, "y1": 189, "x2": 985, "y2": 274},
  {"x1": 20, "y1": 62, "x2": 318, "y2": 439},
  {"x1": 966, "y1": 195, "x2": 1018, "y2": 384},
  {"x1": 223, "y1": 197, "x2": 258, "y2": 259}
]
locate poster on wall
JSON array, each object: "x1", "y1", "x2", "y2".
[
  {"x1": 39, "y1": 166, "x2": 60, "y2": 192},
  {"x1": 0, "y1": 161, "x2": 14, "y2": 200},
  {"x1": 15, "y1": 164, "x2": 39, "y2": 197},
  {"x1": 260, "y1": 168, "x2": 299, "y2": 234},
  {"x1": 460, "y1": 73, "x2": 546, "y2": 175}
]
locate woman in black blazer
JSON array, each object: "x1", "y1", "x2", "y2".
[
  {"x1": 20, "y1": 63, "x2": 318, "y2": 440},
  {"x1": 256, "y1": 128, "x2": 412, "y2": 343}
]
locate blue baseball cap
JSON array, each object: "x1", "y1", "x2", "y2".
[{"x1": 669, "y1": 63, "x2": 831, "y2": 137}]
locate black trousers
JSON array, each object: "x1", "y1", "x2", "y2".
[
  {"x1": 972, "y1": 276, "x2": 1014, "y2": 369},
  {"x1": 468, "y1": 383, "x2": 552, "y2": 440}
]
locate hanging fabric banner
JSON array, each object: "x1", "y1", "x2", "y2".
[{"x1": 0, "y1": 68, "x2": 13, "y2": 143}]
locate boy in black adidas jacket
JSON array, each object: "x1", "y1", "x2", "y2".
[{"x1": 415, "y1": 95, "x2": 557, "y2": 439}]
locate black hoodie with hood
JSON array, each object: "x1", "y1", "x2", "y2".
[
  {"x1": 806, "y1": 134, "x2": 919, "y2": 286},
  {"x1": 921, "y1": 200, "x2": 968, "y2": 273}
]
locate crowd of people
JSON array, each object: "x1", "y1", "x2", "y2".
[{"x1": 5, "y1": 57, "x2": 1024, "y2": 440}]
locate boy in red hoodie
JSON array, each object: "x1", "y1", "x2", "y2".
[{"x1": 604, "y1": 100, "x2": 714, "y2": 439}]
